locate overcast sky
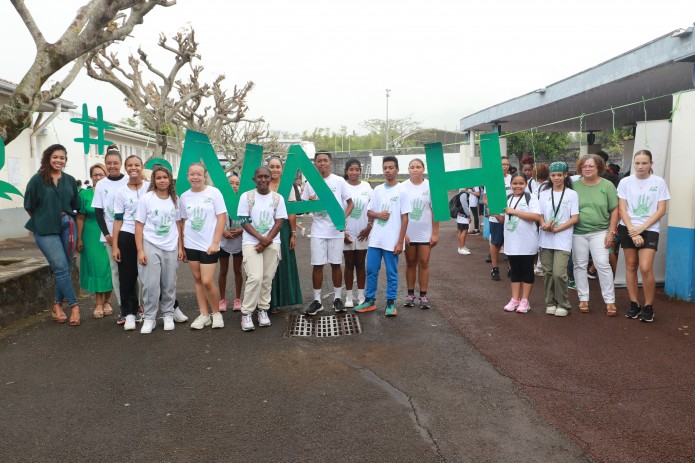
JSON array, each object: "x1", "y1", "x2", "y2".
[{"x1": 1, "y1": 1, "x2": 693, "y2": 136}]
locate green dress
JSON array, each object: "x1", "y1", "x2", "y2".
[
  {"x1": 78, "y1": 189, "x2": 113, "y2": 292},
  {"x1": 270, "y1": 219, "x2": 303, "y2": 310}
]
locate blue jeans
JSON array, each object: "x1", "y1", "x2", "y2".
[
  {"x1": 365, "y1": 246, "x2": 399, "y2": 302},
  {"x1": 34, "y1": 215, "x2": 78, "y2": 307}
]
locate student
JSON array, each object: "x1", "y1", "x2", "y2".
[
  {"x1": 618, "y1": 150, "x2": 670, "y2": 322},
  {"x1": 484, "y1": 157, "x2": 512, "y2": 280},
  {"x1": 179, "y1": 163, "x2": 227, "y2": 329},
  {"x1": 134, "y1": 165, "x2": 183, "y2": 333},
  {"x1": 402, "y1": 158, "x2": 439, "y2": 309},
  {"x1": 520, "y1": 156, "x2": 542, "y2": 195},
  {"x1": 502, "y1": 173, "x2": 542, "y2": 313},
  {"x1": 342, "y1": 158, "x2": 373, "y2": 308},
  {"x1": 538, "y1": 162, "x2": 579, "y2": 317},
  {"x1": 456, "y1": 189, "x2": 472, "y2": 255},
  {"x1": 354, "y1": 156, "x2": 411, "y2": 317},
  {"x1": 112, "y1": 156, "x2": 150, "y2": 331},
  {"x1": 300, "y1": 151, "x2": 353, "y2": 315},
  {"x1": 237, "y1": 167, "x2": 287, "y2": 331},
  {"x1": 218, "y1": 175, "x2": 244, "y2": 312}
]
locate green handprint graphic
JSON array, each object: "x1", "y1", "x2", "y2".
[
  {"x1": 377, "y1": 204, "x2": 390, "y2": 227},
  {"x1": 107, "y1": 205, "x2": 115, "y2": 219},
  {"x1": 315, "y1": 210, "x2": 328, "y2": 218},
  {"x1": 350, "y1": 199, "x2": 364, "y2": 219},
  {"x1": 632, "y1": 194, "x2": 652, "y2": 217},
  {"x1": 155, "y1": 214, "x2": 173, "y2": 236},
  {"x1": 256, "y1": 210, "x2": 273, "y2": 235},
  {"x1": 506, "y1": 215, "x2": 520, "y2": 232},
  {"x1": 190, "y1": 206, "x2": 207, "y2": 232},
  {"x1": 410, "y1": 198, "x2": 424, "y2": 221}
]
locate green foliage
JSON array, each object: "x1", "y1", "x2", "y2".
[
  {"x1": 594, "y1": 127, "x2": 634, "y2": 157},
  {"x1": 300, "y1": 116, "x2": 423, "y2": 152},
  {"x1": 504, "y1": 131, "x2": 570, "y2": 160}
]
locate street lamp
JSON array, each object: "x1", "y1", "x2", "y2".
[{"x1": 385, "y1": 89, "x2": 391, "y2": 150}]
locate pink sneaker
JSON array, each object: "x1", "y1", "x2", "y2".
[
  {"x1": 516, "y1": 299, "x2": 531, "y2": 313},
  {"x1": 218, "y1": 299, "x2": 227, "y2": 312},
  {"x1": 504, "y1": 298, "x2": 520, "y2": 312},
  {"x1": 233, "y1": 298, "x2": 242, "y2": 311}
]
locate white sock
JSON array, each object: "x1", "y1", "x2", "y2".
[
  {"x1": 334, "y1": 287, "x2": 342, "y2": 300},
  {"x1": 313, "y1": 289, "x2": 321, "y2": 302},
  {"x1": 345, "y1": 291, "x2": 353, "y2": 301},
  {"x1": 358, "y1": 289, "x2": 365, "y2": 300}
]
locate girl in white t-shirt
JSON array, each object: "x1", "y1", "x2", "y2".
[
  {"x1": 112, "y1": 155, "x2": 150, "y2": 331},
  {"x1": 179, "y1": 163, "x2": 227, "y2": 330},
  {"x1": 134, "y1": 165, "x2": 183, "y2": 333},
  {"x1": 502, "y1": 173, "x2": 542, "y2": 313},
  {"x1": 617, "y1": 150, "x2": 670, "y2": 322},
  {"x1": 343, "y1": 159, "x2": 373, "y2": 308},
  {"x1": 402, "y1": 159, "x2": 439, "y2": 310},
  {"x1": 538, "y1": 162, "x2": 579, "y2": 317}
]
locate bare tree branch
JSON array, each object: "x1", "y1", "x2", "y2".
[{"x1": 10, "y1": 0, "x2": 47, "y2": 48}]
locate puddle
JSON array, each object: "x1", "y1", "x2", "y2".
[{"x1": 286, "y1": 313, "x2": 362, "y2": 337}]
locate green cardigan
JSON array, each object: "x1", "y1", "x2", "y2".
[{"x1": 24, "y1": 172, "x2": 78, "y2": 235}]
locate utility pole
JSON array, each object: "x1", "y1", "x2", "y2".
[{"x1": 385, "y1": 89, "x2": 391, "y2": 151}]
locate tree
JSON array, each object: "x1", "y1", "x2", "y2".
[
  {"x1": 85, "y1": 28, "x2": 206, "y2": 157},
  {"x1": 504, "y1": 131, "x2": 570, "y2": 160},
  {"x1": 361, "y1": 116, "x2": 422, "y2": 148},
  {"x1": 216, "y1": 121, "x2": 284, "y2": 174},
  {"x1": 0, "y1": 0, "x2": 175, "y2": 145}
]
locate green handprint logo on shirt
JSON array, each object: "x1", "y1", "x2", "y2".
[
  {"x1": 190, "y1": 206, "x2": 207, "y2": 232},
  {"x1": 350, "y1": 199, "x2": 364, "y2": 219},
  {"x1": 506, "y1": 215, "x2": 520, "y2": 232},
  {"x1": 155, "y1": 215, "x2": 172, "y2": 236},
  {"x1": 632, "y1": 194, "x2": 652, "y2": 217},
  {"x1": 107, "y1": 205, "x2": 115, "y2": 219},
  {"x1": 256, "y1": 210, "x2": 273, "y2": 235},
  {"x1": 409, "y1": 198, "x2": 424, "y2": 221},
  {"x1": 377, "y1": 204, "x2": 390, "y2": 227}
]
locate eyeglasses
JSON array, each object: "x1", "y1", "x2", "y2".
[
  {"x1": 91, "y1": 173, "x2": 105, "y2": 178},
  {"x1": 581, "y1": 165, "x2": 596, "y2": 170}
]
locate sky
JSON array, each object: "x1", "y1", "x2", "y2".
[{"x1": 1, "y1": 1, "x2": 693, "y2": 136}]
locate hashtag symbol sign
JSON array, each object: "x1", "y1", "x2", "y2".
[{"x1": 70, "y1": 104, "x2": 115, "y2": 155}]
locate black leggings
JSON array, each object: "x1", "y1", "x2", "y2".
[
  {"x1": 470, "y1": 205, "x2": 480, "y2": 230},
  {"x1": 508, "y1": 254, "x2": 535, "y2": 284},
  {"x1": 117, "y1": 231, "x2": 139, "y2": 316}
]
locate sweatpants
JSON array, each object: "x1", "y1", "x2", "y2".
[
  {"x1": 241, "y1": 243, "x2": 280, "y2": 315},
  {"x1": 540, "y1": 248, "x2": 571, "y2": 309},
  {"x1": 138, "y1": 240, "x2": 178, "y2": 321},
  {"x1": 117, "y1": 231, "x2": 139, "y2": 316},
  {"x1": 365, "y1": 246, "x2": 399, "y2": 302}
]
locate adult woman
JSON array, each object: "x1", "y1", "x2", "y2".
[
  {"x1": 267, "y1": 156, "x2": 302, "y2": 312},
  {"x1": 112, "y1": 155, "x2": 150, "y2": 331},
  {"x1": 343, "y1": 159, "x2": 373, "y2": 307},
  {"x1": 218, "y1": 174, "x2": 244, "y2": 311},
  {"x1": 76, "y1": 163, "x2": 113, "y2": 319},
  {"x1": 24, "y1": 144, "x2": 81, "y2": 326},
  {"x1": 402, "y1": 158, "x2": 439, "y2": 309},
  {"x1": 572, "y1": 154, "x2": 619, "y2": 316},
  {"x1": 618, "y1": 150, "x2": 670, "y2": 322},
  {"x1": 179, "y1": 163, "x2": 227, "y2": 329}
]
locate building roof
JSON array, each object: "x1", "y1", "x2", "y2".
[
  {"x1": 459, "y1": 25, "x2": 695, "y2": 133},
  {"x1": 0, "y1": 77, "x2": 77, "y2": 112}
]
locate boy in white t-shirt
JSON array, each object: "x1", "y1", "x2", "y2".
[
  {"x1": 354, "y1": 156, "x2": 411, "y2": 317},
  {"x1": 300, "y1": 152, "x2": 353, "y2": 316}
]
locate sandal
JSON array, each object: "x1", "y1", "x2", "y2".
[
  {"x1": 606, "y1": 304, "x2": 617, "y2": 317},
  {"x1": 579, "y1": 301, "x2": 590, "y2": 313},
  {"x1": 103, "y1": 303, "x2": 113, "y2": 316},
  {"x1": 93, "y1": 305, "x2": 104, "y2": 319},
  {"x1": 69, "y1": 306, "x2": 81, "y2": 326},
  {"x1": 51, "y1": 303, "x2": 68, "y2": 323}
]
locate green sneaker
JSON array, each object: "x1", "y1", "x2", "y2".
[
  {"x1": 385, "y1": 302, "x2": 398, "y2": 317},
  {"x1": 354, "y1": 299, "x2": 376, "y2": 313}
]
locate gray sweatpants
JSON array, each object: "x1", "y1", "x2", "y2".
[{"x1": 137, "y1": 240, "x2": 178, "y2": 321}]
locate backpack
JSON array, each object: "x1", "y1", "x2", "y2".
[
  {"x1": 247, "y1": 190, "x2": 281, "y2": 215},
  {"x1": 506, "y1": 192, "x2": 531, "y2": 205},
  {"x1": 449, "y1": 191, "x2": 470, "y2": 219}
]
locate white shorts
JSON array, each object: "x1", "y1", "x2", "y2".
[
  {"x1": 311, "y1": 237, "x2": 344, "y2": 265},
  {"x1": 343, "y1": 235, "x2": 369, "y2": 251}
]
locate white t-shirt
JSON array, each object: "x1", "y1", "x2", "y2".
[
  {"x1": 113, "y1": 181, "x2": 151, "y2": 235},
  {"x1": 468, "y1": 187, "x2": 480, "y2": 208},
  {"x1": 526, "y1": 179, "x2": 542, "y2": 196},
  {"x1": 617, "y1": 174, "x2": 670, "y2": 232},
  {"x1": 402, "y1": 179, "x2": 433, "y2": 243},
  {"x1": 344, "y1": 181, "x2": 373, "y2": 241},
  {"x1": 457, "y1": 194, "x2": 470, "y2": 224},
  {"x1": 220, "y1": 214, "x2": 243, "y2": 254},
  {"x1": 135, "y1": 191, "x2": 180, "y2": 251},
  {"x1": 301, "y1": 173, "x2": 351, "y2": 239},
  {"x1": 179, "y1": 186, "x2": 228, "y2": 252},
  {"x1": 368, "y1": 183, "x2": 412, "y2": 251},
  {"x1": 488, "y1": 174, "x2": 512, "y2": 224},
  {"x1": 237, "y1": 191, "x2": 288, "y2": 246},
  {"x1": 538, "y1": 187, "x2": 579, "y2": 252},
  {"x1": 91, "y1": 175, "x2": 129, "y2": 242},
  {"x1": 503, "y1": 193, "x2": 541, "y2": 255}
]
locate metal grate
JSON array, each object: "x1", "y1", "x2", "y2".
[{"x1": 286, "y1": 313, "x2": 362, "y2": 337}]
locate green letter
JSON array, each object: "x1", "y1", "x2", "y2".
[{"x1": 0, "y1": 138, "x2": 23, "y2": 200}]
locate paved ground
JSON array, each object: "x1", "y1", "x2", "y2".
[{"x1": 0, "y1": 220, "x2": 693, "y2": 462}]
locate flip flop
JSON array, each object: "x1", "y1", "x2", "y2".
[{"x1": 93, "y1": 305, "x2": 104, "y2": 319}]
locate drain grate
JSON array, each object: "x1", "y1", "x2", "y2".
[{"x1": 286, "y1": 313, "x2": 362, "y2": 337}]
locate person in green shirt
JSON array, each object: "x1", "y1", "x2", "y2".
[
  {"x1": 571, "y1": 154, "x2": 619, "y2": 317},
  {"x1": 24, "y1": 144, "x2": 81, "y2": 326}
]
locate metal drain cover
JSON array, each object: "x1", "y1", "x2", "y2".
[{"x1": 286, "y1": 313, "x2": 362, "y2": 337}]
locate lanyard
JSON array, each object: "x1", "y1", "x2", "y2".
[
  {"x1": 550, "y1": 187, "x2": 566, "y2": 220},
  {"x1": 506, "y1": 194, "x2": 524, "y2": 219}
]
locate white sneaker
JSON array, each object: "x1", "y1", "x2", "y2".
[
  {"x1": 357, "y1": 297, "x2": 365, "y2": 305},
  {"x1": 190, "y1": 314, "x2": 211, "y2": 330},
  {"x1": 140, "y1": 319, "x2": 156, "y2": 334},
  {"x1": 344, "y1": 298, "x2": 354, "y2": 308},
  {"x1": 458, "y1": 248, "x2": 471, "y2": 255},
  {"x1": 124, "y1": 314, "x2": 136, "y2": 331},
  {"x1": 545, "y1": 306, "x2": 557, "y2": 315},
  {"x1": 555, "y1": 307, "x2": 569, "y2": 317},
  {"x1": 163, "y1": 316, "x2": 175, "y2": 331},
  {"x1": 211, "y1": 312, "x2": 224, "y2": 329},
  {"x1": 258, "y1": 310, "x2": 271, "y2": 327},
  {"x1": 173, "y1": 307, "x2": 189, "y2": 323},
  {"x1": 464, "y1": 247, "x2": 470, "y2": 252},
  {"x1": 241, "y1": 314, "x2": 255, "y2": 331},
  {"x1": 534, "y1": 267, "x2": 544, "y2": 276}
]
